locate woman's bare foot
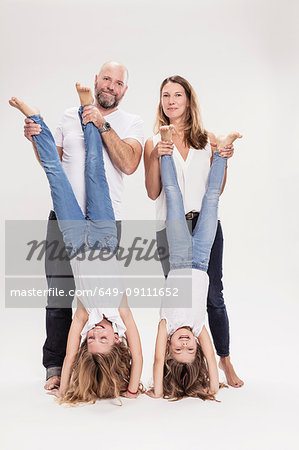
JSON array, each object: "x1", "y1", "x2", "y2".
[
  {"x1": 9, "y1": 97, "x2": 39, "y2": 117},
  {"x1": 219, "y1": 356, "x2": 244, "y2": 388},
  {"x1": 216, "y1": 132, "x2": 242, "y2": 150},
  {"x1": 160, "y1": 125, "x2": 175, "y2": 141},
  {"x1": 76, "y1": 83, "x2": 94, "y2": 106},
  {"x1": 44, "y1": 375, "x2": 61, "y2": 391}
]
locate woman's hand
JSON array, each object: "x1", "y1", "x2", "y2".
[
  {"x1": 150, "y1": 140, "x2": 174, "y2": 160},
  {"x1": 145, "y1": 389, "x2": 163, "y2": 399},
  {"x1": 209, "y1": 131, "x2": 235, "y2": 159},
  {"x1": 210, "y1": 141, "x2": 234, "y2": 159},
  {"x1": 219, "y1": 144, "x2": 234, "y2": 159}
]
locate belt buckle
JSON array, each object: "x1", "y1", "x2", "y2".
[{"x1": 187, "y1": 211, "x2": 199, "y2": 220}]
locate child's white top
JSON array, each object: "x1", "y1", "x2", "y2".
[
  {"x1": 70, "y1": 251, "x2": 126, "y2": 343},
  {"x1": 80, "y1": 308, "x2": 126, "y2": 343},
  {"x1": 160, "y1": 268, "x2": 208, "y2": 337}
]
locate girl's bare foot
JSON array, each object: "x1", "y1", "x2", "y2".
[
  {"x1": 216, "y1": 132, "x2": 242, "y2": 150},
  {"x1": 219, "y1": 356, "x2": 244, "y2": 388},
  {"x1": 44, "y1": 375, "x2": 61, "y2": 391},
  {"x1": 76, "y1": 83, "x2": 94, "y2": 106},
  {"x1": 160, "y1": 125, "x2": 175, "y2": 142},
  {"x1": 9, "y1": 97, "x2": 39, "y2": 117}
]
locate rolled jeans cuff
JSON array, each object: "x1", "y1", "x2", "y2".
[
  {"x1": 46, "y1": 366, "x2": 62, "y2": 380},
  {"x1": 192, "y1": 262, "x2": 208, "y2": 272},
  {"x1": 170, "y1": 261, "x2": 193, "y2": 271}
]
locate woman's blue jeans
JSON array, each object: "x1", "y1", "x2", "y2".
[
  {"x1": 161, "y1": 152, "x2": 227, "y2": 272},
  {"x1": 29, "y1": 108, "x2": 117, "y2": 257}
]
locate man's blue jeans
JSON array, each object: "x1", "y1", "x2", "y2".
[{"x1": 30, "y1": 109, "x2": 117, "y2": 257}]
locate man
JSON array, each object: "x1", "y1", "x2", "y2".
[{"x1": 24, "y1": 61, "x2": 144, "y2": 390}]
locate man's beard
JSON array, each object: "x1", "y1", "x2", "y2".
[{"x1": 95, "y1": 89, "x2": 121, "y2": 109}]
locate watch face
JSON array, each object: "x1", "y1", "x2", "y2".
[{"x1": 100, "y1": 122, "x2": 111, "y2": 133}]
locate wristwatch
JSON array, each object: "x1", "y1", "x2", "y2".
[{"x1": 99, "y1": 121, "x2": 111, "y2": 134}]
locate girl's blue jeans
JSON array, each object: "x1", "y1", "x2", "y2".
[
  {"x1": 29, "y1": 108, "x2": 117, "y2": 257},
  {"x1": 161, "y1": 152, "x2": 227, "y2": 272}
]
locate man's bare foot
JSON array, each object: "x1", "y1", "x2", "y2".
[
  {"x1": 9, "y1": 97, "x2": 39, "y2": 117},
  {"x1": 76, "y1": 83, "x2": 94, "y2": 106},
  {"x1": 219, "y1": 356, "x2": 244, "y2": 388},
  {"x1": 44, "y1": 375, "x2": 61, "y2": 391},
  {"x1": 216, "y1": 132, "x2": 242, "y2": 150},
  {"x1": 160, "y1": 125, "x2": 175, "y2": 142}
]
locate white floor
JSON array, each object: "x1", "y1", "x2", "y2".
[{"x1": 1, "y1": 284, "x2": 298, "y2": 450}]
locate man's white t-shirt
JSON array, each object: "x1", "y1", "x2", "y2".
[{"x1": 54, "y1": 107, "x2": 144, "y2": 220}]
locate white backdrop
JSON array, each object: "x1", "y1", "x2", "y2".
[{"x1": 1, "y1": 0, "x2": 299, "y2": 449}]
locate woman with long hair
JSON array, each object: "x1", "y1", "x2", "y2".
[{"x1": 144, "y1": 75, "x2": 243, "y2": 389}]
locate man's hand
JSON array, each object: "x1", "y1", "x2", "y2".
[
  {"x1": 24, "y1": 118, "x2": 42, "y2": 142},
  {"x1": 81, "y1": 105, "x2": 105, "y2": 129}
]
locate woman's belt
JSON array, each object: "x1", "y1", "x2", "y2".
[{"x1": 185, "y1": 211, "x2": 199, "y2": 220}]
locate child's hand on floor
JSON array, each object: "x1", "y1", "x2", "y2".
[
  {"x1": 46, "y1": 388, "x2": 61, "y2": 398},
  {"x1": 145, "y1": 389, "x2": 162, "y2": 399},
  {"x1": 121, "y1": 390, "x2": 139, "y2": 399}
]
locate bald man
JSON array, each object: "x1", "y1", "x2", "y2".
[{"x1": 24, "y1": 62, "x2": 144, "y2": 389}]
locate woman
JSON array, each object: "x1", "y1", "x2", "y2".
[{"x1": 144, "y1": 75, "x2": 243, "y2": 387}]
